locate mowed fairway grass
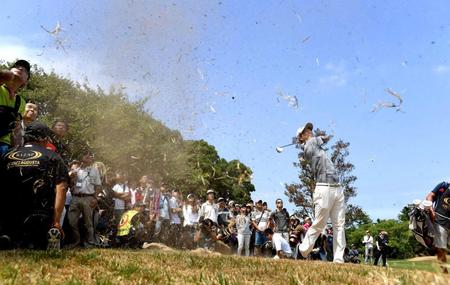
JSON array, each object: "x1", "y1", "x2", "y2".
[
  {"x1": 0, "y1": 249, "x2": 448, "y2": 285},
  {"x1": 389, "y1": 258, "x2": 450, "y2": 273}
]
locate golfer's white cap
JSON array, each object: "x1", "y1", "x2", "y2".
[{"x1": 296, "y1": 122, "x2": 313, "y2": 136}]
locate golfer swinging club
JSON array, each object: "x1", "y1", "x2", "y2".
[{"x1": 296, "y1": 122, "x2": 346, "y2": 263}]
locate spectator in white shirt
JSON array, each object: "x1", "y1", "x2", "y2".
[
  {"x1": 169, "y1": 189, "x2": 182, "y2": 247},
  {"x1": 112, "y1": 171, "x2": 130, "y2": 230},
  {"x1": 182, "y1": 193, "x2": 199, "y2": 249},
  {"x1": 251, "y1": 200, "x2": 271, "y2": 256},
  {"x1": 362, "y1": 230, "x2": 374, "y2": 264},
  {"x1": 265, "y1": 228, "x2": 292, "y2": 259},
  {"x1": 67, "y1": 151, "x2": 102, "y2": 247},
  {"x1": 183, "y1": 194, "x2": 199, "y2": 227},
  {"x1": 198, "y1": 189, "x2": 219, "y2": 224}
]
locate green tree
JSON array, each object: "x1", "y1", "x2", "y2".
[
  {"x1": 181, "y1": 140, "x2": 254, "y2": 202},
  {"x1": 398, "y1": 206, "x2": 411, "y2": 222},
  {"x1": 346, "y1": 206, "x2": 430, "y2": 259}
]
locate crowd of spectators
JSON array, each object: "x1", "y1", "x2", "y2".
[
  {"x1": 0, "y1": 60, "x2": 392, "y2": 266},
  {"x1": 64, "y1": 170, "x2": 340, "y2": 261}
]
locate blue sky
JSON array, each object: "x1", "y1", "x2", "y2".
[{"x1": 2, "y1": 0, "x2": 450, "y2": 220}]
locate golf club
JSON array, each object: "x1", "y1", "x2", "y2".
[{"x1": 275, "y1": 142, "x2": 297, "y2": 153}]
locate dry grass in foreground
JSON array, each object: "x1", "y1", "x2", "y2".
[{"x1": 0, "y1": 249, "x2": 448, "y2": 285}]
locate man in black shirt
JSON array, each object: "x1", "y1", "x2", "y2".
[
  {"x1": 269, "y1": 199, "x2": 290, "y2": 241},
  {"x1": 373, "y1": 230, "x2": 389, "y2": 267},
  {"x1": 426, "y1": 182, "x2": 450, "y2": 273},
  {"x1": 0, "y1": 122, "x2": 68, "y2": 249}
]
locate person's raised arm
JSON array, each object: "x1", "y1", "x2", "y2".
[
  {"x1": 0, "y1": 70, "x2": 14, "y2": 84},
  {"x1": 53, "y1": 181, "x2": 67, "y2": 238},
  {"x1": 426, "y1": 192, "x2": 436, "y2": 221}
]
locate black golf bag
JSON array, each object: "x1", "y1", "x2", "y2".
[{"x1": 409, "y1": 206, "x2": 435, "y2": 249}]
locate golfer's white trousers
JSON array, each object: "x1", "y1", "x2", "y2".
[{"x1": 299, "y1": 184, "x2": 346, "y2": 263}]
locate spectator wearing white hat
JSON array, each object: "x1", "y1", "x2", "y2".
[
  {"x1": 198, "y1": 189, "x2": 219, "y2": 224},
  {"x1": 228, "y1": 200, "x2": 237, "y2": 218},
  {"x1": 182, "y1": 193, "x2": 199, "y2": 248},
  {"x1": 362, "y1": 230, "x2": 374, "y2": 264},
  {"x1": 183, "y1": 194, "x2": 199, "y2": 227}
]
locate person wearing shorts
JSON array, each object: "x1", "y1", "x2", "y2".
[
  {"x1": 426, "y1": 182, "x2": 450, "y2": 274},
  {"x1": 251, "y1": 200, "x2": 271, "y2": 256}
]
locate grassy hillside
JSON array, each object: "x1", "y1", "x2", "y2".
[{"x1": 0, "y1": 249, "x2": 448, "y2": 285}]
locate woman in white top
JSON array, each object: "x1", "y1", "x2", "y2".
[
  {"x1": 183, "y1": 194, "x2": 199, "y2": 227},
  {"x1": 235, "y1": 206, "x2": 252, "y2": 256},
  {"x1": 182, "y1": 194, "x2": 199, "y2": 249}
]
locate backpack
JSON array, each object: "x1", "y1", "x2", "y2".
[
  {"x1": 408, "y1": 206, "x2": 435, "y2": 249},
  {"x1": 0, "y1": 95, "x2": 22, "y2": 137}
]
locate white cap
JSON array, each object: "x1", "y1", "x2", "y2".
[{"x1": 296, "y1": 122, "x2": 313, "y2": 137}]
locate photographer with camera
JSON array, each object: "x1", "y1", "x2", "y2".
[
  {"x1": 0, "y1": 122, "x2": 68, "y2": 250},
  {"x1": 0, "y1": 60, "x2": 30, "y2": 156},
  {"x1": 116, "y1": 202, "x2": 146, "y2": 248},
  {"x1": 264, "y1": 228, "x2": 292, "y2": 259}
]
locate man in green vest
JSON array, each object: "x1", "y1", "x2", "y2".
[
  {"x1": 116, "y1": 202, "x2": 146, "y2": 248},
  {"x1": 0, "y1": 60, "x2": 30, "y2": 155}
]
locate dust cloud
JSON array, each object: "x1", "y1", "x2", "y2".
[{"x1": 60, "y1": 0, "x2": 222, "y2": 135}]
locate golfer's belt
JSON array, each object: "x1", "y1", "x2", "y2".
[{"x1": 316, "y1": 183, "x2": 340, "y2": 187}]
